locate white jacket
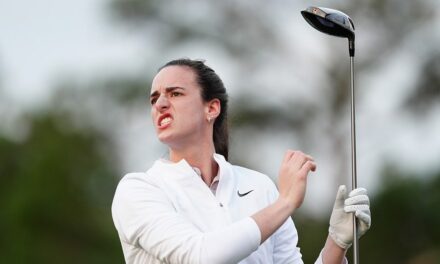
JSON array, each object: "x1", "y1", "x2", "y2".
[{"x1": 112, "y1": 154, "x2": 326, "y2": 264}]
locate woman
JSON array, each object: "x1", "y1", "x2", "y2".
[{"x1": 112, "y1": 58, "x2": 371, "y2": 264}]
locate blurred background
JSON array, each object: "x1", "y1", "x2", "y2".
[{"x1": 1, "y1": 0, "x2": 439, "y2": 263}]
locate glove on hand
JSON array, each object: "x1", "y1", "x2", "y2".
[{"x1": 329, "y1": 185, "x2": 371, "y2": 249}]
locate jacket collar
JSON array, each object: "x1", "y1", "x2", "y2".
[{"x1": 151, "y1": 153, "x2": 235, "y2": 202}]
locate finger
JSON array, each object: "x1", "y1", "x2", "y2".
[
  {"x1": 355, "y1": 211, "x2": 371, "y2": 228},
  {"x1": 292, "y1": 151, "x2": 314, "y2": 169},
  {"x1": 284, "y1": 151, "x2": 305, "y2": 173},
  {"x1": 283, "y1": 150, "x2": 296, "y2": 163},
  {"x1": 292, "y1": 151, "x2": 308, "y2": 169},
  {"x1": 345, "y1": 194, "x2": 370, "y2": 206},
  {"x1": 348, "y1": 187, "x2": 367, "y2": 198},
  {"x1": 333, "y1": 185, "x2": 347, "y2": 209},
  {"x1": 344, "y1": 204, "x2": 369, "y2": 213},
  {"x1": 306, "y1": 161, "x2": 317, "y2": 172},
  {"x1": 299, "y1": 161, "x2": 317, "y2": 175}
]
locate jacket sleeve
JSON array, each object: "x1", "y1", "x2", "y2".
[{"x1": 111, "y1": 174, "x2": 261, "y2": 264}]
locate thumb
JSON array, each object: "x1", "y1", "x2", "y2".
[{"x1": 333, "y1": 185, "x2": 347, "y2": 210}]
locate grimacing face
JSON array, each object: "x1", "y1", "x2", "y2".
[{"x1": 150, "y1": 65, "x2": 213, "y2": 149}]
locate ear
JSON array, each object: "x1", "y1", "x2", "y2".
[{"x1": 205, "y1": 98, "x2": 221, "y2": 120}]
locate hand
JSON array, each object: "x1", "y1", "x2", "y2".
[
  {"x1": 277, "y1": 150, "x2": 316, "y2": 210},
  {"x1": 329, "y1": 185, "x2": 371, "y2": 249}
]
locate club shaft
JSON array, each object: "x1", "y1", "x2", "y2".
[{"x1": 350, "y1": 56, "x2": 359, "y2": 264}]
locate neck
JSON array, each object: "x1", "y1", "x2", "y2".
[{"x1": 169, "y1": 142, "x2": 218, "y2": 186}]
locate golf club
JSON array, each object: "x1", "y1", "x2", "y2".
[{"x1": 301, "y1": 6, "x2": 360, "y2": 264}]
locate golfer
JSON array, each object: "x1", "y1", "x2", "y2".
[{"x1": 112, "y1": 58, "x2": 371, "y2": 264}]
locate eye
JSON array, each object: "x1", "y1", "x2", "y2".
[
  {"x1": 171, "y1": 91, "x2": 182, "y2": 97},
  {"x1": 150, "y1": 97, "x2": 158, "y2": 105}
]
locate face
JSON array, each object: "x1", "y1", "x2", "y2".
[{"x1": 150, "y1": 66, "x2": 216, "y2": 148}]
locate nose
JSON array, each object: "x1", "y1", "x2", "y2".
[{"x1": 155, "y1": 94, "x2": 170, "y2": 111}]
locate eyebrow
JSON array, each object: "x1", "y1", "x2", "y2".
[{"x1": 150, "y1": 86, "x2": 185, "y2": 98}]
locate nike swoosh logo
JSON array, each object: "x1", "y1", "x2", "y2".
[{"x1": 237, "y1": 189, "x2": 254, "y2": 197}]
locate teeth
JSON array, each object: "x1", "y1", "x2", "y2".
[{"x1": 160, "y1": 117, "x2": 172, "y2": 126}]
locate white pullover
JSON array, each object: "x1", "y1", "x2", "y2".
[{"x1": 112, "y1": 154, "x2": 327, "y2": 264}]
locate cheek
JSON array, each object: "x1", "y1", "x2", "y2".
[
  {"x1": 187, "y1": 104, "x2": 206, "y2": 121},
  {"x1": 177, "y1": 98, "x2": 205, "y2": 116}
]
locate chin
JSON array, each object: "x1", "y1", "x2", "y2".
[
  {"x1": 157, "y1": 130, "x2": 178, "y2": 145},
  {"x1": 157, "y1": 131, "x2": 195, "y2": 150},
  {"x1": 157, "y1": 134, "x2": 172, "y2": 144}
]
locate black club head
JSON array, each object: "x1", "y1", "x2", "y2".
[
  {"x1": 301, "y1": 6, "x2": 355, "y2": 39},
  {"x1": 301, "y1": 6, "x2": 356, "y2": 56}
]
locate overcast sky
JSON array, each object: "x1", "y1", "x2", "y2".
[{"x1": 0, "y1": 0, "x2": 144, "y2": 106}]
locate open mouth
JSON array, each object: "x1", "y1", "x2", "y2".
[{"x1": 158, "y1": 114, "x2": 173, "y2": 128}]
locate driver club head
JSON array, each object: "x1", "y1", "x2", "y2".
[
  {"x1": 301, "y1": 6, "x2": 355, "y2": 39},
  {"x1": 301, "y1": 6, "x2": 355, "y2": 56}
]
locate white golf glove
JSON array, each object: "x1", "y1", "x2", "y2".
[{"x1": 329, "y1": 185, "x2": 371, "y2": 249}]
